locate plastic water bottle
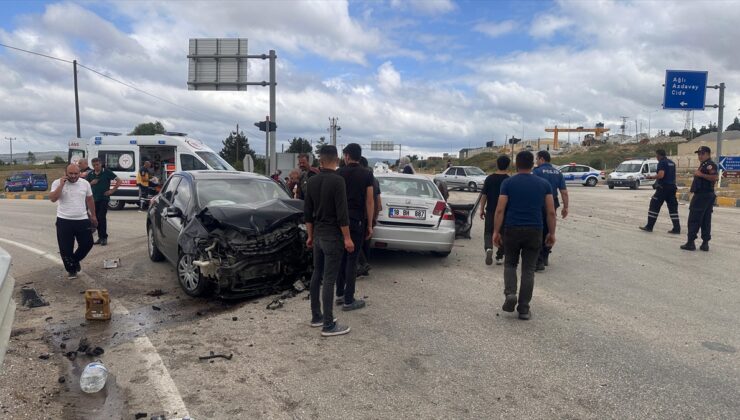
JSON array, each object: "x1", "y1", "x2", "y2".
[{"x1": 79, "y1": 361, "x2": 108, "y2": 393}]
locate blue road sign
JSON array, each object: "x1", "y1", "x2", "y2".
[
  {"x1": 663, "y1": 70, "x2": 708, "y2": 110},
  {"x1": 719, "y1": 156, "x2": 740, "y2": 172}
]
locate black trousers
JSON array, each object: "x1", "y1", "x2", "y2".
[
  {"x1": 645, "y1": 184, "x2": 679, "y2": 230},
  {"x1": 503, "y1": 227, "x2": 542, "y2": 313},
  {"x1": 687, "y1": 192, "x2": 715, "y2": 242},
  {"x1": 336, "y1": 219, "x2": 365, "y2": 304},
  {"x1": 94, "y1": 200, "x2": 109, "y2": 239},
  {"x1": 55, "y1": 217, "x2": 94, "y2": 273},
  {"x1": 483, "y1": 209, "x2": 504, "y2": 258}
]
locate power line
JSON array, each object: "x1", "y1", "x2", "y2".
[{"x1": 0, "y1": 42, "x2": 73, "y2": 64}]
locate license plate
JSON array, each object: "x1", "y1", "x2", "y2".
[{"x1": 389, "y1": 207, "x2": 426, "y2": 220}]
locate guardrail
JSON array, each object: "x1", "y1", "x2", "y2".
[{"x1": 0, "y1": 246, "x2": 15, "y2": 370}]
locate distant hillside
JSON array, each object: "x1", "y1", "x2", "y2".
[{"x1": 0, "y1": 151, "x2": 66, "y2": 164}]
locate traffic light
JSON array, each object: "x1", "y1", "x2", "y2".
[{"x1": 254, "y1": 120, "x2": 277, "y2": 132}]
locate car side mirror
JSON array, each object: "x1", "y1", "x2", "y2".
[{"x1": 165, "y1": 206, "x2": 183, "y2": 218}]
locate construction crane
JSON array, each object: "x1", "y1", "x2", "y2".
[{"x1": 544, "y1": 123, "x2": 610, "y2": 149}]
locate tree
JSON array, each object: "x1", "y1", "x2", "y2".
[
  {"x1": 726, "y1": 117, "x2": 740, "y2": 131},
  {"x1": 669, "y1": 130, "x2": 682, "y2": 137},
  {"x1": 219, "y1": 130, "x2": 256, "y2": 171},
  {"x1": 285, "y1": 137, "x2": 313, "y2": 154},
  {"x1": 313, "y1": 136, "x2": 328, "y2": 160},
  {"x1": 52, "y1": 155, "x2": 65, "y2": 164},
  {"x1": 130, "y1": 121, "x2": 166, "y2": 135},
  {"x1": 27, "y1": 151, "x2": 36, "y2": 164}
]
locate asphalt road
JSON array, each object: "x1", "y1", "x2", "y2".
[{"x1": 1, "y1": 184, "x2": 738, "y2": 419}]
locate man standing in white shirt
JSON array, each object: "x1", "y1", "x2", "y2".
[{"x1": 49, "y1": 164, "x2": 98, "y2": 279}]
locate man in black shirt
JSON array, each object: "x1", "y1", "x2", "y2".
[
  {"x1": 479, "y1": 155, "x2": 510, "y2": 265},
  {"x1": 304, "y1": 145, "x2": 354, "y2": 337},
  {"x1": 336, "y1": 143, "x2": 375, "y2": 311},
  {"x1": 357, "y1": 157, "x2": 380, "y2": 276},
  {"x1": 639, "y1": 150, "x2": 680, "y2": 234},
  {"x1": 681, "y1": 146, "x2": 718, "y2": 251}
]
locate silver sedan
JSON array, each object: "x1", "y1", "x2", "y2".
[{"x1": 371, "y1": 174, "x2": 455, "y2": 257}]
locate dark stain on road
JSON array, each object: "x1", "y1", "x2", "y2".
[{"x1": 701, "y1": 341, "x2": 737, "y2": 353}]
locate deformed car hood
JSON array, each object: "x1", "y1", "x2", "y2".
[{"x1": 197, "y1": 199, "x2": 304, "y2": 235}]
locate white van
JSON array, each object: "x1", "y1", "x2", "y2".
[
  {"x1": 607, "y1": 158, "x2": 658, "y2": 190},
  {"x1": 68, "y1": 133, "x2": 234, "y2": 209}
]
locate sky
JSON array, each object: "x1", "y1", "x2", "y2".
[{"x1": 1, "y1": 0, "x2": 740, "y2": 159}]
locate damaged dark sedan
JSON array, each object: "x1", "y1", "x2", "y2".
[{"x1": 146, "y1": 171, "x2": 312, "y2": 298}]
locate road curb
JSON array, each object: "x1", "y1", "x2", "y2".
[
  {"x1": 676, "y1": 192, "x2": 740, "y2": 208},
  {"x1": 0, "y1": 193, "x2": 49, "y2": 200}
]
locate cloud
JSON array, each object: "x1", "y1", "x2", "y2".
[
  {"x1": 390, "y1": 0, "x2": 456, "y2": 16},
  {"x1": 529, "y1": 14, "x2": 573, "y2": 38},
  {"x1": 377, "y1": 61, "x2": 401, "y2": 93},
  {"x1": 474, "y1": 20, "x2": 518, "y2": 38}
]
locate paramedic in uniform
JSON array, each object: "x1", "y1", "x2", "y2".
[
  {"x1": 639, "y1": 149, "x2": 680, "y2": 234},
  {"x1": 49, "y1": 164, "x2": 97, "y2": 279},
  {"x1": 681, "y1": 146, "x2": 718, "y2": 251}
]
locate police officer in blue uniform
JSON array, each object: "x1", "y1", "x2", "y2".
[
  {"x1": 681, "y1": 146, "x2": 718, "y2": 251},
  {"x1": 639, "y1": 149, "x2": 680, "y2": 233},
  {"x1": 533, "y1": 151, "x2": 568, "y2": 271}
]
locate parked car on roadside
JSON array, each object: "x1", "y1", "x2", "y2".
[
  {"x1": 433, "y1": 166, "x2": 487, "y2": 192},
  {"x1": 146, "y1": 171, "x2": 312, "y2": 298},
  {"x1": 556, "y1": 164, "x2": 603, "y2": 187},
  {"x1": 607, "y1": 158, "x2": 658, "y2": 190},
  {"x1": 3, "y1": 173, "x2": 48, "y2": 192},
  {"x1": 372, "y1": 174, "x2": 455, "y2": 257}
]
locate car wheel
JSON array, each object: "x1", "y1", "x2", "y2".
[
  {"x1": 586, "y1": 177, "x2": 597, "y2": 187},
  {"x1": 467, "y1": 181, "x2": 477, "y2": 192},
  {"x1": 608, "y1": 184, "x2": 615, "y2": 189},
  {"x1": 630, "y1": 181, "x2": 639, "y2": 190},
  {"x1": 147, "y1": 225, "x2": 165, "y2": 262},
  {"x1": 177, "y1": 253, "x2": 210, "y2": 297},
  {"x1": 107, "y1": 200, "x2": 125, "y2": 210},
  {"x1": 432, "y1": 251, "x2": 451, "y2": 258}
]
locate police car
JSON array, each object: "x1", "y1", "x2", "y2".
[{"x1": 557, "y1": 163, "x2": 603, "y2": 187}]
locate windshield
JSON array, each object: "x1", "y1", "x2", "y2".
[
  {"x1": 465, "y1": 167, "x2": 486, "y2": 176},
  {"x1": 8, "y1": 175, "x2": 28, "y2": 181},
  {"x1": 195, "y1": 151, "x2": 235, "y2": 171},
  {"x1": 197, "y1": 178, "x2": 288, "y2": 207},
  {"x1": 377, "y1": 177, "x2": 443, "y2": 199},
  {"x1": 615, "y1": 163, "x2": 642, "y2": 173}
]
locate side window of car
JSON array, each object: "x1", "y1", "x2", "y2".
[
  {"x1": 560, "y1": 166, "x2": 572, "y2": 173},
  {"x1": 173, "y1": 178, "x2": 192, "y2": 210},
  {"x1": 161, "y1": 177, "x2": 180, "y2": 203},
  {"x1": 641, "y1": 164, "x2": 649, "y2": 174},
  {"x1": 649, "y1": 163, "x2": 658, "y2": 173},
  {"x1": 577, "y1": 166, "x2": 590, "y2": 173},
  {"x1": 181, "y1": 154, "x2": 208, "y2": 171},
  {"x1": 455, "y1": 168, "x2": 464, "y2": 176}
]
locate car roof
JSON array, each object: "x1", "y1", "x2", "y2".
[
  {"x1": 376, "y1": 173, "x2": 434, "y2": 182},
  {"x1": 173, "y1": 170, "x2": 270, "y2": 181}
]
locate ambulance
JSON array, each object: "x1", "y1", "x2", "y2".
[{"x1": 68, "y1": 132, "x2": 234, "y2": 209}]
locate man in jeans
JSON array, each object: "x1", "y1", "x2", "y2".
[
  {"x1": 86, "y1": 157, "x2": 121, "y2": 245},
  {"x1": 335, "y1": 143, "x2": 374, "y2": 311},
  {"x1": 479, "y1": 155, "x2": 510, "y2": 266},
  {"x1": 304, "y1": 145, "x2": 355, "y2": 337},
  {"x1": 49, "y1": 164, "x2": 98, "y2": 279},
  {"x1": 493, "y1": 151, "x2": 556, "y2": 320}
]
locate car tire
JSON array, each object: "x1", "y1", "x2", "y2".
[
  {"x1": 147, "y1": 225, "x2": 165, "y2": 262},
  {"x1": 107, "y1": 200, "x2": 125, "y2": 210},
  {"x1": 177, "y1": 253, "x2": 211, "y2": 297},
  {"x1": 630, "y1": 181, "x2": 639, "y2": 190},
  {"x1": 432, "y1": 251, "x2": 451, "y2": 258},
  {"x1": 608, "y1": 184, "x2": 615, "y2": 189},
  {"x1": 585, "y1": 177, "x2": 598, "y2": 187},
  {"x1": 467, "y1": 181, "x2": 477, "y2": 192}
]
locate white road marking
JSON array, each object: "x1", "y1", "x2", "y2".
[{"x1": 0, "y1": 236, "x2": 189, "y2": 416}]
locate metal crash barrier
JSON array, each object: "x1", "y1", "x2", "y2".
[{"x1": 0, "y1": 246, "x2": 15, "y2": 370}]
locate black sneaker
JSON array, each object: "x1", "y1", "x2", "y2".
[
  {"x1": 680, "y1": 242, "x2": 696, "y2": 251},
  {"x1": 310, "y1": 316, "x2": 337, "y2": 328},
  {"x1": 74, "y1": 261, "x2": 81, "y2": 274},
  {"x1": 535, "y1": 260, "x2": 545, "y2": 272},
  {"x1": 99, "y1": 237, "x2": 108, "y2": 246},
  {"x1": 335, "y1": 297, "x2": 344, "y2": 305},
  {"x1": 518, "y1": 311, "x2": 531, "y2": 320},
  {"x1": 67, "y1": 271, "x2": 78, "y2": 280},
  {"x1": 543, "y1": 254, "x2": 549, "y2": 266},
  {"x1": 639, "y1": 226, "x2": 653, "y2": 232},
  {"x1": 667, "y1": 229, "x2": 680, "y2": 234},
  {"x1": 94, "y1": 238, "x2": 102, "y2": 245},
  {"x1": 485, "y1": 249, "x2": 493, "y2": 265},
  {"x1": 342, "y1": 299, "x2": 366, "y2": 311},
  {"x1": 495, "y1": 256, "x2": 503, "y2": 266},
  {"x1": 502, "y1": 294, "x2": 517, "y2": 312},
  {"x1": 700, "y1": 241, "x2": 709, "y2": 252},
  {"x1": 321, "y1": 323, "x2": 351, "y2": 337}
]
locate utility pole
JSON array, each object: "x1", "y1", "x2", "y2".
[
  {"x1": 73, "y1": 60, "x2": 81, "y2": 138},
  {"x1": 3, "y1": 137, "x2": 15, "y2": 165},
  {"x1": 328, "y1": 117, "x2": 340, "y2": 146},
  {"x1": 620, "y1": 116, "x2": 628, "y2": 139}
]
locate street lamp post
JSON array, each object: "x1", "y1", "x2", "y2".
[{"x1": 3, "y1": 137, "x2": 15, "y2": 165}]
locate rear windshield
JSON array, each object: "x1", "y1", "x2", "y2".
[
  {"x1": 615, "y1": 163, "x2": 642, "y2": 173},
  {"x1": 377, "y1": 177, "x2": 442, "y2": 199},
  {"x1": 197, "y1": 178, "x2": 288, "y2": 207},
  {"x1": 195, "y1": 151, "x2": 235, "y2": 171},
  {"x1": 32, "y1": 174, "x2": 47, "y2": 181},
  {"x1": 8, "y1": 174, "x2": 28, "y2": 181}
]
